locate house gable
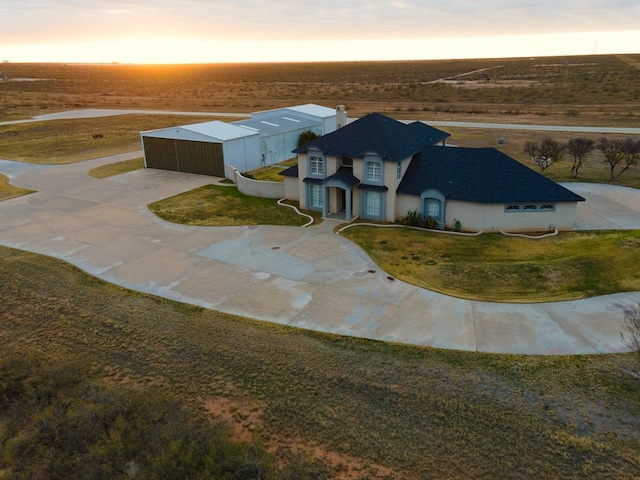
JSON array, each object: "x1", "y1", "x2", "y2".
[
  {"x1": 398, "y1": 146, "x2": 585, "y2": 204},
  {"x1": 293, "y1": 113, "x2": 450, "y2": 162}
]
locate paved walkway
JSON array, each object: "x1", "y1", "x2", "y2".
[{"x1": 1, "y1": 155, "x2": 639, "y2": 355}]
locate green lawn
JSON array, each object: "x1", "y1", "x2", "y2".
[
  {"x1": 341, "y1": 226, "x2": 640, "y2": 302},
  {"x1": 248, "y1": 158, "x2": 298, "y2": 182},
  {"x1": 1, "y1": 245, "x2": 639, "y2": 479},
  {"x1": 88, "y1": 157, "x2": 144, "y2": 178},
  {"x1": 0, "y1": 173, "x2": 35, "y2": 201},
  {"x1": 148, "y1": 184, "x2": 310, "y2": 226}
]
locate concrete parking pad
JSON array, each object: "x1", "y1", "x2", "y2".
[
  {"x1": 564, "y1": 182, "x2": 640, "y2": 230},
  {"x1": 1, "y1": 156, "x2": 639, "y2": 354}
]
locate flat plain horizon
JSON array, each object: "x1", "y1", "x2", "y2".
[{"x1": 1, "y1": 1, "x2": 639, "y2": 64}]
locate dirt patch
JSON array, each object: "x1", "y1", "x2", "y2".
[
  {"x1": 203, "y1": 392, "x2": 265, "y2": 443},
  {"x1": 279, "y1": 438, "x2": 400, "y2": 480},
  {"x1": 202, "y1": 393, "x2": 400, "y2": 479}
]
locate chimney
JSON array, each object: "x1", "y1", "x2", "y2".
[{"x1": 336, "y1": 105, "x2": 347, "y2": 129}]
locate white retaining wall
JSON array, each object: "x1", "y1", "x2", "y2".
[{"x1": 226, "y1": 165, "x2": 285, "y2": 199}]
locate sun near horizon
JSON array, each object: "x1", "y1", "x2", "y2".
[{"x1": 2, "y1": 30, "x2": 639, "y2": 65}]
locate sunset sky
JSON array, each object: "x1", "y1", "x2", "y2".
[{"x1": 1, "y1": 1, "x2": 639, "y2": 63}]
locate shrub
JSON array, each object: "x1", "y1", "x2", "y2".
[
  {"x1": 403, "y1": 209, "x2": 425, "y2": 227},
  {"x1": 402, "y1": 210, "x2": 439, "y2": 229},
  {"x1": 297, "y1": 130, "x2": 319, "y2": 147}
]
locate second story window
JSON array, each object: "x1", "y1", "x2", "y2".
[
  {"x1": 310, "y1": 155, "x2": 324, "y2": 176},
  {"x1": 366, "y1": 161, "x2": 381, "y2": 182},
  {"x1": 396, "y1": 162, "x2": 402, "y2": 180}
]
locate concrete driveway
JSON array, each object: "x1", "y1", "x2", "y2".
[
  {"x1": 564, "y1": 182, "x2": 640, "y2": 230},
  {"x1": 1, "y1": 155, "x2": 639, "y2": 355}
]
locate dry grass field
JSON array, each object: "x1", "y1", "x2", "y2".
[
  {"x1": 2, "y1": 56, "x2": 640, "y2": 479},
  {"x1": 1, "y1": 55, "x2": 639, "y2": 126},
  {"x1": 2, "y1": 55, "x2": 638, "y2": 184},
  {"x1": 2, "y1": 246, "x2": 640, "y2": 479},
  {"x1": 0, "y1": 114, "x2": 232, "y2": 164}
]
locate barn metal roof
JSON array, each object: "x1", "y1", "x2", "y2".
[
  {"x1": 253, "y1": 103, "x2": 336, "y2": 119},
  {"x1": 287, "y1": 104, "x2": 336, "y2": 118},
  {"x1": 141, "y1": 120, "x2": 259, "y2": 142},
  {"x1": 232, "y1": 114, "x2": 320, "y2": 137},
  {"x1": 181, "y1": 121, "x2": 260, "y2": 141}
]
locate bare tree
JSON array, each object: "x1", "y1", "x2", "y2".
[
  {"x1": 621, "y1": 304, "x2": 640, "y2": 362},
  {"x1": 620, "y1": 137, "x2": 640, "y2": 177},
  {"x1": 524, "y1": 137, "x2": 565, "y2": 172},
  {"x1": 566, "y1": 137, "x2": 595, "y2": 179},
  {"x1": 597, "y1": 137, "x2": 640, "y2": 182}
]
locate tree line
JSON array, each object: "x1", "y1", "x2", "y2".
[{"x1": 524, "y1": 136, "x2": 640, "y2": 183}]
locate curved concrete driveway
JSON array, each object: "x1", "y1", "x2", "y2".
[{"x1": 1, "y1": 155, "x2": 639, "y2": 355}]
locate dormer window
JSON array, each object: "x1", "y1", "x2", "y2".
[
  {"x1": 366, "y1": 161, "x2": 381, "y2": 182},
  {"x1": 309, "y1": 155, "x2": 324, "y2": 176}
]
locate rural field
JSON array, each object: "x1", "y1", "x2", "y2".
[
  {"x1": 1, "y1": 54, "x2": 640, "y2": 126},
  {"x1": 2, "y1": 54, "x2": 640, "y2": 186},
  {"x1": 2, "y1": 247, "x2": 640, "y2": 479},
  {"x1": 1, "y1": 56, "x2": 640, "y2": 479}
]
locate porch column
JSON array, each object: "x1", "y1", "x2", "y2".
[
  {"x1": 322, "y1": 185, "x2": 328, "y2": 218},
  {"x1": 345, "y1": 188, "x2": 352, "y2": 222}
]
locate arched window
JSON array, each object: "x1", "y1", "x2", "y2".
[
  {"x1": 426, "y1": 199, "x2": 440, "y2": 218},
  {"x1": 420, "y1": 189, "x2": 446, "y2": 229}
]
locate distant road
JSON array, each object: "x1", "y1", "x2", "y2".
[
  {"x1": 0, "y1": 108, "x2": 250, "y2": 126},
  {"x1": 1, "y1": 108, "x2": 639, "y2": 135},
  {"x1": 422, "y1": 120, "x2": 640, "y2": 135}
]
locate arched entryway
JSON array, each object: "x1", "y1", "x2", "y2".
[
  {"x1": 324, "y1": 167, "x2": 360, "y2": 221},
  {"x1": 420, "y1": 189, "x2": 446, "y2": 228}
]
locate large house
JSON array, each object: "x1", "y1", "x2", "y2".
[{"x1": 281, "y1": 113, "x2": 585, "y2": 232}]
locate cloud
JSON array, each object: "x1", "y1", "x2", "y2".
[{"x1": 1, "y1": 0, "x2": 638, "y2": 50}]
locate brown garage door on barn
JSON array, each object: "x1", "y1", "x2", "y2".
[{"x1": 143, "y1": 137, "x2": 225, "y2": 177}]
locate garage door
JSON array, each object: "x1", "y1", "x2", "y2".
[{"x1": 143, "y1": 137, "x2": 225, "y2": 177}]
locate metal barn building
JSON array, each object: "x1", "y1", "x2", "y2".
[
  {"x1": 141, "y1": 104, "x2": 340, "y2": 178},
  {"x1": 141, "y1": 121, "x2": 259, "y2": 177}
]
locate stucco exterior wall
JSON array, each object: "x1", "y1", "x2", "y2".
[
  {"x1": 444, "y1": 201, "x2": 578, "y2": 232},
  {"x1": 396, "y1": 195, "x2": 578, "y2": 232},
  {"x1": 325, "y1": 155, "x2": 339, "y2": 176},
  {"x1": 297, "y1": 153, "x2": 309, "y2": 209},
  {"x1": 382, "y1": 161, "x2": 396, "y2": 222},
  {"x1": 352, "y1": 159, "x2": 364, "y2": 178},
  {"x1": 283, "y1": 177, "x2": 299, "y2": 201},
  {"x1": 396, "y1": 194, "x2": 421, "y2": 222}
]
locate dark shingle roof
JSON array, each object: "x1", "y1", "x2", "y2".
[
  {"x1": 405, "y1": 121, "x2": 450, "y2": 145},
  {"x1": 325, "y1": 167, "x2": 360, "y2": 187},
  {"x1": 279, "y1": 164, "x2": 298, "y2": 177},
  {"x1": 398, "y1": 146, "x2": 585, "y2": 204},
  {"x1": 293, "y1": 113, "x2": 450, "y2": 162}
]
